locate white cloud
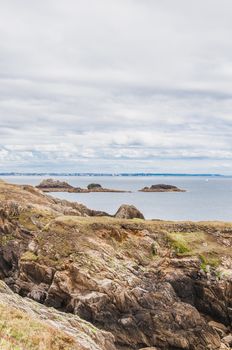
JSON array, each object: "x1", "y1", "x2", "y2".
[{"x1": 0, "y1": 0, "x2": 232, "y2": 173}]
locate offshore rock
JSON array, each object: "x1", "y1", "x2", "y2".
[
  {"x1": 36, "y1": 178, "x2": 128, "y2": 193},
  {"x1": 36, "y1": 178, "x2": 74, "y2": 191},
  {"x1": 139, "y1": 184, "x2": 185, "y2": 192},
  {"x1": 87, "y1": 183, "x2": 102, "y2": 190}
]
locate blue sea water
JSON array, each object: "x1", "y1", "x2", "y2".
[{"x1": 2, "y1": 175, "x2": 232, "y2": 221}]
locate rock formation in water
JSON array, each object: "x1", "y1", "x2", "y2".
[
  {"x1": 36, "y1": 178, "x2": 128, "y2": 193},
  {"x1": 140, "y1": 184, "x2": 186, "y2": 192},
  {"x1": 0, "y1": 180, "x2": 231, "y2": 350},
  {"x1": 36, "y1": 178, "x2": 74, "y2": 191},
  {"x1": 87, "y1": 183, "x2": 102, "y2": 190}
]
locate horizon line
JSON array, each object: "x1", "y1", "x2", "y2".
[{"x1": 0, "y1": 172, "x2": 228, "y2": 177}]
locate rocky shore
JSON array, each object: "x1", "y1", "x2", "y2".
[
  {"x1": 0, "y1": 180, "x2": 231, "y2": 350},
  {"x1": 36, "y1": 178, "x2": 129, "y2": 193}
]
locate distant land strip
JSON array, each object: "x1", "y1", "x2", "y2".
[{"x1": 0, "y1": 172, "x2": 226, "y2": 177}]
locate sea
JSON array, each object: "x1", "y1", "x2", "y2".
[{"x1": 2, "y1": 175, "x2": 232, "y2": 221}]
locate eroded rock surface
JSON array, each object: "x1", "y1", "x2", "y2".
[{"x1": 0, "y1": 280, "x2": 116, "y2": 350}]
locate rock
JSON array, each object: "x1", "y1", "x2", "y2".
[
  {"x1": 140, "y1": 184, "x2": 185, "y2": 192},
  {"x1": 36, "y1": 179, "x2": 128, "y2": 193},
  {"x1": 36, "y1": 178, "x2": 73, "y2": 190},
  {"x1": 87, "y1": 183, "x2": 102, "y2": 190},
  {"x1": 0, "y1": 280, "x2": 116, "y2": 350},
  {"x1": 168, "y1": 272, "x2": 232, "y2": 326},
  {"x1": 28, "y1": 240, "x2": 38, "y2": 253},
  {"x1": 222, "y1": 335, "x2": 232, "y2": 346},
  {"x1": 208, "y1": 321, "x2": 228, "y2": 337},
  {"x1": 86, "y1": 183, "x2": 128, "y2": 193},
  {"x1": 219, "y1": 344, "x2": 230, "y2": 350},
  {"x1": 114, "y1": 204, "x2": 145, "y2": 219},
  {"x1": 170, "y1": 257, "x2": 200, "y2": 269}
]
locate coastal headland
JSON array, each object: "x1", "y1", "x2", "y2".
[{"x1": 0, "y1": 179, "x2": 231, "y2": 350}]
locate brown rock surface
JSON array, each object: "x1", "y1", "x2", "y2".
[
  {"x1": 37, "y1": 178, "x2": 73, "y2": 188},
  {"x1": 0, "y1": 280, "x2": 116, "y2": 350},
  {"x1": 114, "y1": 204, "x2": 145, "y2": 219}
]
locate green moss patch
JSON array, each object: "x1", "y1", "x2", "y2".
[{"x1": 21, "y1": 251, "x2": 38, "y2": 262}]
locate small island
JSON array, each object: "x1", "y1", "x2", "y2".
[
  {"x1": 139, "y1": 184, "x2": 186, "y2": 192},
  {"x1": 36, "y1": 178, "x2": 75, "y2": 192},
  {"x1": 36, "y1": 178, "x2": 129, "y2": 193}
]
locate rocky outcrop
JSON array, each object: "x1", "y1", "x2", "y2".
[
  {"x1": 36, "y1": 178, "x2": 128, "y2": 193},
  {"x1": 0, "y1": 280, "x2": 116, "y2": 350},
  {"x1": 84, "y1": 183, "x2": 128, "y2": 192},
  {"x1": 36, "y1": 178, "x2": 74, "y2": 192},
  {"x1": 140, "y1": 184, "x2": 185, "y2": 192},
  {"x1": 0, "y1": 180, "x2": 110, "y2": 219},
  {"x1": 37, "y1": 178, "x2": 73, "y2": 188},
  {"x1": 0, "y1": 181, "x2": 231, "y2": 350},
  {"x1": 114, "y1": 204, "x2": 145, "y2": 219}
]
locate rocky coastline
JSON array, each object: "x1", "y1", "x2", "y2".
[{"x1": 0, "y1": 180, "x2": 231, "y2": 350}]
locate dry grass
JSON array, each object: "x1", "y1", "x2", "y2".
[{"x1": 0, "y1": 304, "x2": 77, "y2": 350}]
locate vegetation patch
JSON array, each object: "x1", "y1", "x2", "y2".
[
  {"x1": 21, "y1": 251, "x2": 38, "y2": 262},
  {"x1": 151, "y1": 242, "x2": 158, "y2": 256},
  {"x1": 199, "y1": 254, "x2": 221, "y2": 272},
  {"x1": 0, "y1": 234, "x2": 14, "y2": 247},
  {"x1": 167, "y1": 232, "x2": 191, "y2": 255},
  {"x1": 19, "y1": 208, "x2": 56, "y2": 231},
  {"x1": 166, "y1": 230, "x2": 208, "y2": 256},
  {"x1": 0, "y1": 304, "x2": 76, "y2": 350}
]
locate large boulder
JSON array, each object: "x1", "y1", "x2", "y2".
[{"x1": 114, "y1": 204, "x2": 145, "y2": 219}]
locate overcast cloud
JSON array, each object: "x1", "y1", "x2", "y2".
[{"x1": 0, "y1": 0, "x2": 232, "y2": 173}]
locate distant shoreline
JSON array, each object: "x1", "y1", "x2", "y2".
[{"x1": 0, "y1": 172, "x2": 227, "y2": 177}]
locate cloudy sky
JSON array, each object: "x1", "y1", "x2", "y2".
[{"x1": 0, "y1": 0, "x2": 232, "y2": 173}]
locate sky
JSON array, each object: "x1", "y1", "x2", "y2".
[{"x1": 0, "y1": 0, "x2": 232, "y2": 174}]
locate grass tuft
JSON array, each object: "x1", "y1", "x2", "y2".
[
  {"x1": 167, "y1": 232, "x2": 191, "y2": 255},
  {"x1": 21, "y1": 251, "x2": 38, "y2": 262}
]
